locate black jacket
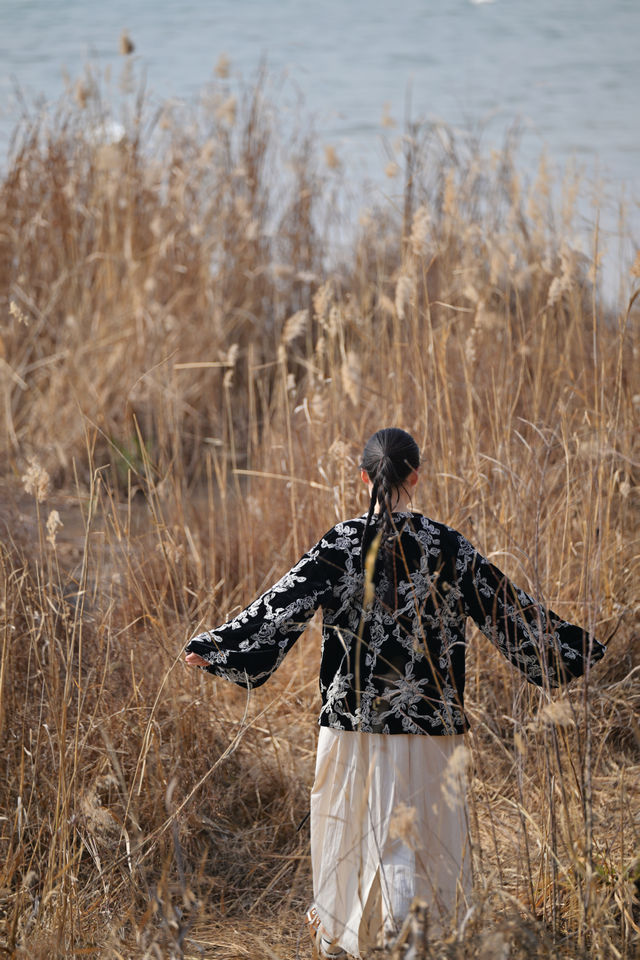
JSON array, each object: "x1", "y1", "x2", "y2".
[{"x1": 186, "y1": 512, "x2": 606, "y2": 735}]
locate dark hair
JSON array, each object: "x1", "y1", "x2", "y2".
[{"x1": 360, "y1": 428, "x2": 420, "y2": 608}]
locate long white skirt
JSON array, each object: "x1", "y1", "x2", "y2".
[{"x1": 310, "y1": 728, "x2": 472, "y2": 958}]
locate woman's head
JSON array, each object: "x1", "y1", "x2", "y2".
[{"x1": 360, "y1": 427, "x2": 420, "y2": 513}]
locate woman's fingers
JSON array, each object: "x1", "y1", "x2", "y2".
[{"x1": 185, "y1": 652, "x2": 209, "y2": 667}]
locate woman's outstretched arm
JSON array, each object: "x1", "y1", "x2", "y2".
[
  {"x1": 452, "y1": 531, "x2": 606, "y2": 686},
  {"x1": 184, "y1": 527, "x2": 343, "y2": 687}
]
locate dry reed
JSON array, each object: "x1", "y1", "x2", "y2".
[{"x1": 0, "y1": 68, "x2": 638, "y2": 959}]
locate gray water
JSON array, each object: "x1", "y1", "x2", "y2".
[{"x1": 1, "y1": 0, "x2": 638, "y2": 299}]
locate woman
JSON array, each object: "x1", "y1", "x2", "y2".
[{"x1": 185, "y1": 427, "x2": 605, "y2": 958}]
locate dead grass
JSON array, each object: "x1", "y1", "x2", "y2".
[{"x1": 0, "y1": 69, "x2": 638, "y2": 958}]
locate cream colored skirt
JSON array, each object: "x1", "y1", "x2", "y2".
[{"x1": 310, "y1": 727, "x2": 472, "y2": 958}]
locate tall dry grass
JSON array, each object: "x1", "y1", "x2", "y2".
[{"x1": 0, "y1": 71, "x2": 638, "y2": 958}]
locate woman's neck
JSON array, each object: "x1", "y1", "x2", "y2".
[{"x1": 373, "y1": 487, "x2": 413, "y2": 514}]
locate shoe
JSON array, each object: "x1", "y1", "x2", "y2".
[{"x1": 305, "y1": 904, "x2": 348, "y2": 959}]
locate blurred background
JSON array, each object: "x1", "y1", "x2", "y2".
[{"x1": 1, "y1": 0, "x2": 638, "y2": 302}]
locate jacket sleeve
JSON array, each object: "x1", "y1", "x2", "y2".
[
  {"x1": 185, "y1": 531, "x2": 339, "y2": 688},
  {"x1": 452, "y1": 532, "x2": 606, "y2": 687}
]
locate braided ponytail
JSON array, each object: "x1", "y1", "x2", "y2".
[{"x1": 360, "y1": 428, "x2": 420, "y2": 608}]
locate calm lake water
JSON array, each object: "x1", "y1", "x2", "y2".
[{"x1": 1, "y1": 0, "x2": 638, "y2": 299}]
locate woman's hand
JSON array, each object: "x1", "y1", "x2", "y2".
[{"x1": 185, "y1": 652, "x2": 210, "y2": 668}]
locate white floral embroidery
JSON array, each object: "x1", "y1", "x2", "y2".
[{"x1": 186, "y1": 514, "x2": 606, "y2": 735}]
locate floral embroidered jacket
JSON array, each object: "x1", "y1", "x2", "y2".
[{"x1": 185, "y1": 512, "x2": 606, "y2": 735}]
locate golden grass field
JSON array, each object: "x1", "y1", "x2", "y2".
[{"x1": 0, "y1": 73, "x2": 638, "y2": 958}]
